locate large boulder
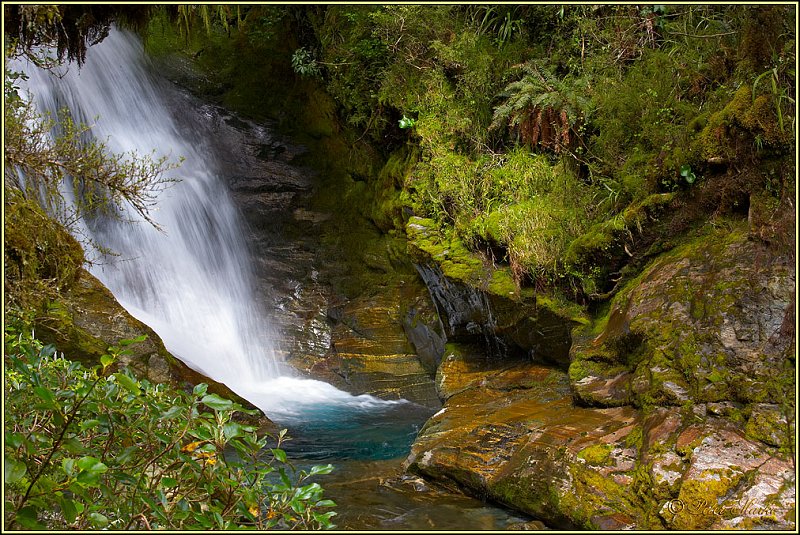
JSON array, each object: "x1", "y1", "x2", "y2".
[{"x1": 569, "y1": 224, "x2": 795, "y2": 448}]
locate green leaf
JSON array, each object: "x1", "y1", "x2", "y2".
[
  {"x1": 316, "y1": 499, "x2": 337, "y2": 508},
  {"x1": 297, "y1": 482, "x2": 323, "y2": 501},
  {"x1": 200, "y1": 393, "x2": 233, "y2": 411},
  {"x1": 15, "y1": 505, "x2": 43, "y2": 529},
  {"x1": 279, "y1": 467, "x2": 292, "y2": 488},
  {"x1": 119, "y1": 334, "x2": 148, "y2": 346},
  {"x1": 5, "y1": 431, "x2": 26, "y2": 449},
  {"x1": 398, "y1": 115, "x2": 416, "y2": 129},
  {"x1": 680, "y1": 164, "x2": 691, "y2": 177},
  {"x1": 290, "y1": 498, "x2": 307, "y2": 513},
  {"x1": 88, "y1": 511, "x2": 109, "y2": 527},
  {"x1": 309, "y1": 463, "x2": 335, "y2": 476},
  {"x1": 272, "y1": 448, "x2": 287, "y2": 464},
  {"x1": 116, "y1": 446, "x2": 138, "y2": 465},
  {"x1": 161, "y1": 477, "x2": 178, "y2": 488},
  {"x1": 100, "y1": 354, "x2": 114, "y2": 368},
  {"x1": 223, "y1": 421, "x2": 242, "y2": 441},
  {"x1": 62, "y1": 457, "x2": 75, "y2": 476},
  {"x1": 114, "y1": 372, "x2": 141, "y2": 395},
  {"x1": 4, "y1": 456, "x2": 27, "y2": 484},
  {"x1": 162, "y1": 405, "x2": 182, "y2": 419},
  {"x1": 79, "y1": 419, "x2": 102, "y2": 432},
  {"x1": 76, "y1": 456, "x2": 107, "y2": 473},
  {"x1": 59, "y1": 495, "x2": 79, "y2": 524},
  {"x1": 33, "y1": 386, "x2": 57, "y2": 406},
  {"x1": 190, "y1": 426, "x2": 213, "y2": 441},
  {"x1": 76, "y1": 456, "x2": 108, "y2": 486},
  {"x1": 193, "y1": 512, "x2": 213, "y2": 528},
  {"x1": 192, "y1": 383, "x2": 208, "y2": 396}
]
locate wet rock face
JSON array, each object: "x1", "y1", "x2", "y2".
[
  {"x1": 407, "y1": 351, "x2": 796, "y2": 530},
  {"x1": 414, "y1": 263, "x2": 573, "y2": 368},
  {"x1": 402, "y1": 298, "x2": 446, "y2": 378},
  {"x1": 406, "y1": 357, "x2": 647, "y2": 530},
  {"x1": 204, "y1": 103, "x2": 442, "y2": 409},
  {"x1": 273, "y1": 281, "x2": 442, "y2": 409}
]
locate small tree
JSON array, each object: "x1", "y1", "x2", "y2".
[{"x1": 4, "y1": 70, "x2": 180, "y2": 234}]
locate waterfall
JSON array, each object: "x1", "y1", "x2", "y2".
[{"x1": 15, "y1": 28, "x2": 410, "y2": 428}]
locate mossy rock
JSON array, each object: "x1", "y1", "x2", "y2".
[
  {"x1": 4, "y1": 194, "x2": 85, "y2": 310},
  {"x1": 697, "y1": 85, "x2": 793, "y2": 164},
  {"x1": 570, "y1": 222, "x2": 794, "y2": 409},
  {"x1": 744, "y1": 403, "x2": 793, "y2": 450},
  {"x1": 563, "y1": 192, "x2": 676, "y2": 294},
  {"x1": 577, "y1": 443, "x2": 614, "y2": 466}
]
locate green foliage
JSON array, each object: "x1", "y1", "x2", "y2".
[
  {"x1": 398, "y1": 115, "x2": 416, "y2": 129},
  {"x1": 751, "y1": 60, "x2": 796, "y2": 138},
  {"x1": 291, "y1": 47, "x2": 321, "y2": 78},
  {"x1": 3, "y1": 322, "x2": 337, "y2": 530},
  {"x1": 149, "y1": 4, "x2": 796, "y2": 300},
  {"x1": 409, "y1": 147, "x2": 601, "y2": 285},
  {"x1": 679, "y1": 164, "x2": 697, "y2": 184},
  {"x1": 174, "y1": 5, "x2": 241, "y2": 38}
]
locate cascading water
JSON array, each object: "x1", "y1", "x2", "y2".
[{"x1": 16, "y1": 29, "x2": 421, "y2": 449}]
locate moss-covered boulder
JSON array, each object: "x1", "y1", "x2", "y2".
[
  {"x1": 569, "y1": 222, "x2": 795, "y2": 417},
  {"x1": 406, "y1": 360, "x2": 653, "y2": 529},
  {"x1": 407, "y1": 353, "x2": 795, "y2": 529}
]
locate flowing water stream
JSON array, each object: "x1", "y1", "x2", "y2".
[{"x1": 16, "y1": 29, "x2": 532, "y2": 529}]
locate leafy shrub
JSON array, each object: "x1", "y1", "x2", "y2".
[{"x1": 3, "y1": 323, "x2": 336, "y2": 530}]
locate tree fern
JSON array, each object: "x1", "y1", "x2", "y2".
[{"x1": 491, "y1": 61, "x2": 590, "y2": 153}]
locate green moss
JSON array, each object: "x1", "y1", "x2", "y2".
[
  {"x1": 625, "y1": 426, "x2": 644, "y2": 450},
  {"x1": 3, "y1": 193, "x2": 85, "y2": 310},
  {"x1": 669, "y1": 468, "x2": 744, "y2": 529},
  {"x1": 563, "y1": 192, "x2": 675, "y2": 292},
  {"x1": 578, "y1": 443, "x2": 614, "y2": 466},
  {"x1": 698, "y1": 84, "x2": 791, "y2": 162}
]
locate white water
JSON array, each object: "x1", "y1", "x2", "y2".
[{"x1": 16, "y1": 29, "x2": 407, "y2": 423}]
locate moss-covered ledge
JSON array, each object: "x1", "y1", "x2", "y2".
[
  {"x1": 405, "y1": 215, "x2": 587, "y2": 368},
  {"x1": 569, "y1": 221, "x2": 795, "y2": 448}
]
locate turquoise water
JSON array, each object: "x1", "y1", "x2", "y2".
[
  {"x1": 275, "y1": 401, "x2": 435, "y2": 461},
  {"x1": 266, "y1": 401, "x2": 538, "y2": 530}
]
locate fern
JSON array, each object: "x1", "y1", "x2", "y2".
[{"x1": 491, "y1": 61, "x2": 591, "y2": 153}]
